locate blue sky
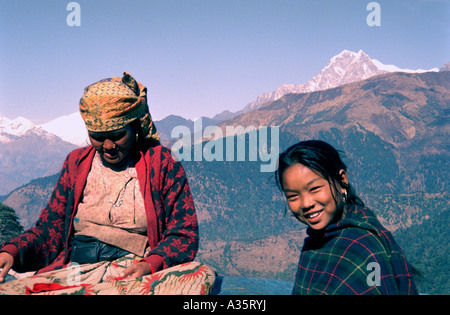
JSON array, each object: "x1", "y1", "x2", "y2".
[{"x1": 0, "y1": 0, "x2": 448, "y2": 123}]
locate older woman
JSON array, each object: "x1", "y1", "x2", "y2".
[{"x1": 0, "y1": 73, "x2": 214, "y2": 295}]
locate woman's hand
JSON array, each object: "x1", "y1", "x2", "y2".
[
  {"x1": 0, "y1": 252, "x2": 14, "y2": 283},
  {"x1": 115, "y1": 262, "x2": 153, "y2": 280}
]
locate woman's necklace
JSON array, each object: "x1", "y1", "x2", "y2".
[{"x1": 97, "y1": 156, "x2": 131, "y2": 208}]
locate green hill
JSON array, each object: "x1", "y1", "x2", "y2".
[{"x1": 0, "y1": 203, "x2": 23, "y2": 245}]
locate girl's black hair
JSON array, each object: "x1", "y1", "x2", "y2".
[{"x1": 275, "y1": 140, "x2": 364, "y2": 213}]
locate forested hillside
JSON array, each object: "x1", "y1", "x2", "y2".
[
  {"x1": 0, "y1": 203, "x2": 23, "y2": 245},
  {"x1": 394, "y1": 211, "x2": 449, "y2": 295}
]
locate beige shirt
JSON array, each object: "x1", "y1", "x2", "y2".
[{"x1": 74, "y1": 153, "x2": 148, "y2": 256}]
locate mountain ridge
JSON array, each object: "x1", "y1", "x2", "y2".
[
  {"x1": 220, "y1": 71, "x2": 449, "y2": 148},
  {"x1": 213, "y1": 49, "x2": 441, "y2": 120},
  {"x1": 0, "y1": 114, "x2": 78, "y2": 196},
  {"x1": 2, "y1": 49, "x2": 443, "y2": 149}
]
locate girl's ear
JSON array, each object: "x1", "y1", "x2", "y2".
[{"x1": 338, "y1": 169, "x2": 349, "y2": 192}]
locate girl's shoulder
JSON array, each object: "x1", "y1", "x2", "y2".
[{"x1": 324, "y1": 206, "x2": 393, "y2": 258}]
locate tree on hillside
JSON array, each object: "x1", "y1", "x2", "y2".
[{"x1": 0, "y1": 203, "x2": 24, "y2": 244}]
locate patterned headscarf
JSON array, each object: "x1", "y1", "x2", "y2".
[{"x1": 79, "y1": 72, "x2": 160, "y2": 142}]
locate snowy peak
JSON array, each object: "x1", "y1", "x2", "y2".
[
  {"x1": 39, "y1": 112, "x2": 89, "y2": 147},
  {"x1": 0, "y1": 112, "x2": 78, "y2": 195},
  {"x1": 313, "y1": 49, "x2": 438, "y2": 88},
  {"x1": 372, "y1": 59, "x2": 439, "y2": 73},
  {"x1": 0, "y1": 114, "x2": 36, "y2": 137},
  {"x1": 0, "y1": 113, "x2": 41, "y2": 143},
  {"x1": 326, "y1": 49, "x2": 371, "y2": 68},
  {"x1": 241, "y1": 49, "x2": 439, "y2": 113},
  {"x1": 0, "y1": 112, "x2": 84, "y2": 146},
  {"x1": 304, "y1": 49, "x2": 385, "y2": 92},
  {"x1": 0, "y1": 112, "x2": 89, "y2": 147}
]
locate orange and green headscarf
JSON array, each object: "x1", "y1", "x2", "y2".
[{"x1": 79, "y1": 72, "x2": 160, "y2": 142}]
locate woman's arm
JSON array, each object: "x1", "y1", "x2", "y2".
[
  {"x1": 0, "y1": 154, "x2": 73, "y2": 272},
  {"x1": 143, "y1": 147, "x2": 199, "y2": 272}
]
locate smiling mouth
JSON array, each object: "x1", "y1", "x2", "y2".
[{"x1": 304, "y1": 210, "x2": 323, "y2": 221}]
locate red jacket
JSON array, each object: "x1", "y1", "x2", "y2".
[{"x1": 1, "y1": 145, "x2": 199, "y2": 274}]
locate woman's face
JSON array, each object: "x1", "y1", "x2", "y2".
[
  {"x1": 88, "y1": 124, "x2": 136, "y2": 168},
  {"x1": 281, "y1": 163, "x2": 347, "y2": 230}
]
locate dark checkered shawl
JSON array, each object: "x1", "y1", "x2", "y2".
[{"x1": 293, "y1": 205, "x2": 418, "y2": 295}]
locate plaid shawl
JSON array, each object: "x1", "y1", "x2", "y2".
[{"x1": 293, "y1": 205, "x2": 418, "y2": 295}]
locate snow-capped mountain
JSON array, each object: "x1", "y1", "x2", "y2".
[
  {"x1": 233, "y1": 50, "x2": 439, "y2": 115},
  {"x1": 26, "y1": 50, "x2": 441, "y2": 146},
  {"x1": 0, "y1": 114, "x2": 32, "y2": 140},
  {"x1": 39, "y1": 112, "x2": 89, "y2": 147},
  {"x1": 372, "y1": 58, "x2": 440, "y2": 73},
  {"x1": 0, "y1": 113, "x2": 78, "y2": 195},
  {"x1": 0, "y1": 114, "x2": 44, "y2": 143}
]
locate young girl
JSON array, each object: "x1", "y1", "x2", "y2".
[{"x1": 276, "y1": 140, "x2": 418, "y2": 295}]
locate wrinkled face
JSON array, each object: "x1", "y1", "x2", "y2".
[
  {"x1": 88, "y1": 124, "x2": 136, "y2": 168},
  {"x1": 281, "y1": 163, "x2": 345, "y2": 230}
]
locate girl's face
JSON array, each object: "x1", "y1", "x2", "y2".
[
  {"x1": 88, "y1": 124, "x2": 136, "y2": 168},
  {"x1": 281, "y1": 163, "x2": 347, "y2": 230}
]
